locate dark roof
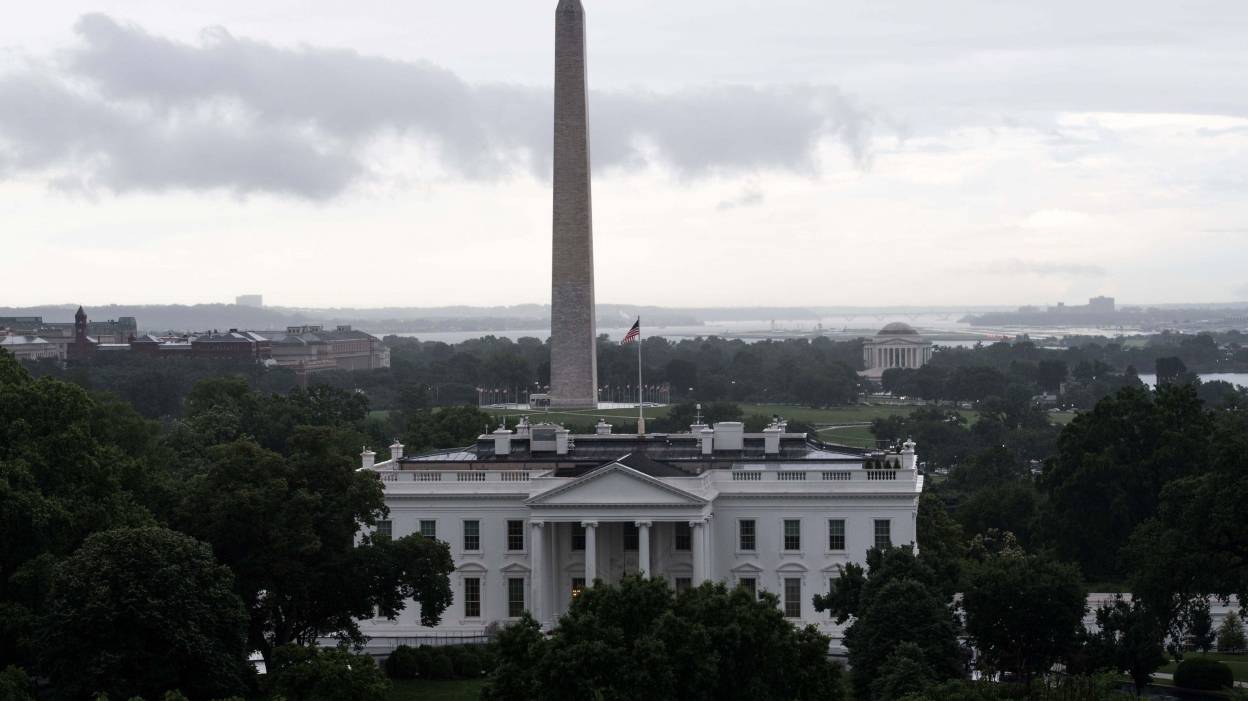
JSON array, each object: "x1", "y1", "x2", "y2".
[
  {"x1": 552, "y1": 452, "x2": 692, "y2": 478},
  {"x1": 878, "y1": 322, "x2": 919, "y2": 335}
]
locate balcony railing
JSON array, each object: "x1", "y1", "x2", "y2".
[
  {"x1": 722, "y1": 468, "x2": 917, "y2": 484},
  {"x1": 376, "y1": 470, "x2": 531, "y2": 483}
]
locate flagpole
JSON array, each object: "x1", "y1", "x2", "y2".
[{"x1": 637, "y1": 317, "x2": 645, "y2": 435}]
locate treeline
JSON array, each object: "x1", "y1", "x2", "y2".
[
  {"x1": 0, "y1": 351, "x2": 457, "y2": 700},
  {"x1": 360, "y1": 334, "x2": 865, "y2": 409},
  {"x1": 883, "y1": 333, "x2": 1248, "y2": 410}
]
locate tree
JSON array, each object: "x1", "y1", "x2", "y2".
[
  {"x1": 1040, "y1": 384, "x2": 1212, "y2": 579},
  {"x1": 1219, "y1": 611, "x2": 1246, "y2": 653},
  {"x1": 842, "y1": 578, "x2": 962, "y2": 700},
  {"x1": 38, "y1": 527, "x2": 250, "y2": 701},
  {"x1": 1155, "y1": 356, "x2": 1189, "y2": 386},
  {"x1": 872, "y1": 643, "x2": 936, "y2": 701},
  {"x1": 268, "y1": 645, "x2": 389, "y2": 701},
  {"x1": 483, "y1": 577, "x2": 844, "y2": 701},
  {"x1": 173, "y1": 430, "x2": 454, "y2": 667},
  {"x1": 1079, "y1": 597, "x2": 1168, "y2": 695},
  {"x1": 1186, "y1": 600, "x2": 1216, "y2": 653},
  {"x1": 961, "y1": 553, "x2": 1086, "y2": 683},
  {"x1": 0, "y1": 352, "x2": 162, "y2": 668}
]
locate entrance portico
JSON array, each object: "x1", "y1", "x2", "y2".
[{"x1": 524, "y1": 457, "x2": 710, "y2": 625}]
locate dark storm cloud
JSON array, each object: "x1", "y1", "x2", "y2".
[{"x1": 0, "y1": 14, "x2": 872, "y2": 199}]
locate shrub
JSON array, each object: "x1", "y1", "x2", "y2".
[
  {"x1": 450, "y1": 646, "x2": 483, "y2": 679},
  {"x1": 1174, "y1": 657, "x2": 1234, "y2": 691},
  {"x1": 268, "y1": 645, "x2": 389, "y2": 701},
  {"x1": 384, "y1": 645, "x2": 421, "y2": 680},
  {"x1": 422, "y1": 648, "x2": 456, "y2": 680}
]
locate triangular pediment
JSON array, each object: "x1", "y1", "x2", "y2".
[{"x1": 526, "y1": 461, "x2": 706, "y2": 507}]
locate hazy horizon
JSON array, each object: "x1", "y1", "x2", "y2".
[{"x1": 3, "y1": 1, "x2": 1246, "y2": 308}]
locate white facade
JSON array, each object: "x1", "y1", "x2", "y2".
[
  {"x1": 356, "y1": 428, "x2": 922, "y2": 652},
  {"x1": 861, "y1": 322, "x2": 933, "y2": 380},
  {"x1": 0, "y1": 334, "x2": 64, "y2": 362}
]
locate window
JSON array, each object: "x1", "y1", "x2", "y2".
[
  {"x1": 827, "y1": 519, "x2": 846, "y2": 551},
  {"x1": 375, "y1": 520, "x2": 392, "y2": 540},
  {"x1": 464, "y1": 578, "x2": 481, "y2": 618},
  {"x1": 739, "y1": 577, "x2": 757, "y2": 597},
  {"x1": 675, "y1": 577, "x2": 692, "y2": 594},
  {"x1": 624, "y1": 523, "x2": 639, "y2": 551},
  {"x1": 571, "y1": 577, "x2": 586, "y2": 598},
  {"x1": 571, "y1": 523, "x2": 586, "y2": 551},
  {"x1": 507, "y1": 577, "x2": 525, "y2": 617},
  {"x1": 507, "y1": 520, "x2": 525, "y2": 551},
  {"x1": 419, "y1": 520, "x2": 437, "y2": 539},
  {"x1": 784, "y1": 578, "x2": 802, "y2": 618},
  {"x1": 874, "y1": 519, "x2": 892, "y2": 549},
  {"x1": 739, "y1": 520, "x2": 756, "y2": 551},
  {"x1": 463, "y1": 520, "x2": 480, "y2": 551},
  {"x1": 674, "y1": 522, "x2": 691, "y2": 551},
  {"x1": 783, "y1": 519, "x2": 801, "y2": 551}
]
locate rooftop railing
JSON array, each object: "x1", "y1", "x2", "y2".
[{"x1": 377, "y1": 470, "x2": 532, "y2": 483}]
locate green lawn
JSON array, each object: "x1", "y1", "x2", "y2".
[
  {"x1": 387, "y1": 678, "x2": 484, "y2": 701},
  {"x1": 1160, "y1": 652, "x2": 1248, "y2": 682}
]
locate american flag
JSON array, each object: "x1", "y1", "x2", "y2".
[{"x1": 621, "y1": 318, "x2": 640, "y2": 344}]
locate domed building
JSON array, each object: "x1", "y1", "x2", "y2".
[{"x1": 861, "y1": 322, "x2": 933, "y2": 381}]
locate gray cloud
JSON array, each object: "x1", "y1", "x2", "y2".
[
  {"x1": 0, "y1": 14, "x2": 872, "y2": 199},
  {"x1": 980, "y1": 259, "x2": 1107, "y2": 277}
]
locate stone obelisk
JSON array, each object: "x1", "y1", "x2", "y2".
[{"x1": 549, "y1": 0, "x2": 598, "y2": 409}]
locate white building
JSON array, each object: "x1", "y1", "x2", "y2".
[
  {"x1": 861, "y1": 322, "x2": 933, "y2": 381},
  {"x1": 0, "y1": 334, "x2": 64, "y2": 362},
  {"x1": 356, "y1": 419, "x2": 922, "y2": 652}
]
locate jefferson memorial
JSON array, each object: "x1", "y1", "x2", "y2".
[{"x1": 860, "y1": 322, "x2": 934, "y2": 381}]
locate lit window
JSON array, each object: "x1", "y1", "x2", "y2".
[
  {"x1": 784, "y1": 578, "x2": 802, "y2": 618},
  {"x1": 464, "y1": 578, "x2": 481, "y2": 618},
  {"x1": 674, "y1": 522, "x2": 691, "y2": 551},
  {"x1": 507, "y1": 577, "x2": 525, "y2": 617},
  {"x1": 675, "y1": 577, "x2": 692, "y2": 594},
  {"x1": 571, "y1": 577, "x2": 586, "y2": 598},
  {"x1": 507, "y1": 520, "x2": 525, "y2": 551},
  {"x1": 828, "y1": 519, "x2": 846, "y2": 551},
  {"x1": 571, "y1": 523, "x2": 585, "y2": 551},
  {"x1": 783, "y1": 520, "x2": 801, "y2": 551},
  {"x1": 419, "y1": 520, "x2": 437, "y2": 539},
  {"x1": 739, "y1": 520, "x2": 756, "y2": 551},
  {"x1": 874, "y1": 519, "x2": 891, "y2": 550},
  {"x1": 375, "y1": 520, "x2": 392, "y2": 540},
  {"x1": 624, "y1": 523, "x2": 639, "y2": 551},
  {"x1": 464, "y1": 520, "x2": 480, "y2": 551}
]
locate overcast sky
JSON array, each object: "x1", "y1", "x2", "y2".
[{"x1": 2, "y1": 0, "x2": 1246, "y2": 308}]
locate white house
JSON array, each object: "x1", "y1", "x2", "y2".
[{"x1": 355, "y1": 419, "x2": 923, "y2": 653}]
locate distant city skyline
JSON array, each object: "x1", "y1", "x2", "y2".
[{"x1": 2, "y1": 1, "x2": 1246, "y2": 307}]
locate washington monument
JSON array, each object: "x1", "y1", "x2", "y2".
[{"x1": 548, "y1": 0, "x2": 598, "y2": 409}]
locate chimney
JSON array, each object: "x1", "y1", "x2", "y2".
[
  {"x1": 555, "y1": 427, "x2": 571, "y2": 455},
  {"x1": 713, "y1": 422, "x2": 745, "y2": 451},
  {"x1": 493, "y1": 424, "x2": 514, "y2": 457},
  {"x1": 763, "y1": 423, "x2": 783, "y2": 455},
  {"x1": 700, "y1": 427, "x2": 714, "y2": 456},
  {"x1": 595, "y1": 419, "x2": 613, "y2": 435},
  {"x1": 901, "y1": 438, "x2": 917, "y2": 471},
  {"x1": 515, "y1": 416, "x2": 531, "y2": 436},
  {"x1": 361, "y1": 447, "x2": 376, "y2": 469},
  {"x1": 389, "y1": 440, "x2": 404, "y2": 463}
]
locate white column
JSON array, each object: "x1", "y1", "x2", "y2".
[
  {"x1": 583, "y1": 521, "x2": 598, "y2": 584},
  {"x1": 530, "y1": 521, "x2": 545, "y2": 624},
  {"x1": 636, "y1": 521, "x2": 652, "y2": 578},
  {"x1": 690, "y1": 520, "x2": 705, "y2": 584}
]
